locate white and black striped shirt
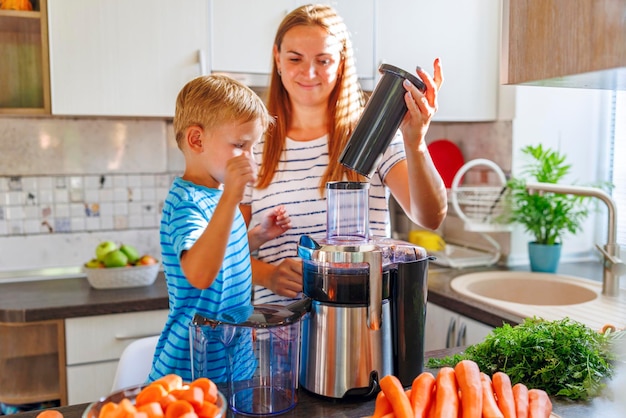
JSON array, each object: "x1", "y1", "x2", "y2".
[{"x1": 242, "y1": 133, "x2": 406, "y2": 305}]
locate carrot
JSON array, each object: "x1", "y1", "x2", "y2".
[
  {"x1": 154, "y1": 374, "x2": 184, "y2": 392},
  {"x1": 512, "y1": 383, "x2": 529, "y2": 418},
  {"x1": 379, "y1": 375, "x2": 413, "y2": 418},
  {"x1": 189, "y1": 377, "x2": 218, "y2": 404},
  {"x1": 136, "y1": 402, "x2": 164, "y2": 418},
  {"x1": 197, "y1": 401, "x2": 221, "y2": 418},
  {"x1": 179, "y1": 386, "x2": 204, "y2": 411},
  {"x1": 409, "y1": 371, "x2": 436, "y2": 418},
  {"x1": 453, "y1": 360, "x2": 482, "y2": 418},
  {"x1": 97, "y1": 401, "x2": 120, "y2": 418},
  {"x1": 433, "y1": 367, "x2": 459, "y2": 418},
  {"x1": 36, "y1": 411, "x2": 64, "y2": 418},
  {"x1": 372, "y1": 390, "x2": 393, "y2": 418},
  {"x1": 164, "y1": 400, "x2": 194, "y2": 418},
  {"x1": 528, "y1": 389, "x2": 552, "y2": 418},
  {"x1": 480, "y1": 372, "x2": 504, "y2": 418},
  {"x1": 492, "y1": 372, "x2": 516, "y2": 418},
  {"x1": 136, "y1": 384, "x2": 168, "y2": 407}
]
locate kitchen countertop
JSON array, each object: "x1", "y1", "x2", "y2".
[{"x1": 0, "y1": 261, "x2": 613, "y2": 417}]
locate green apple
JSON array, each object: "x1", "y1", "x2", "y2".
[
  {"x1": 85, "y1": 258, "x2": 103, "y2": 268},
  {"x1": 120, "y1": 244, "x2": 140, "y2": 264},
  {"x1": 103, "y1": 249, "x2": 129, "y2": 268},
  {"x1": 96, "y1": 241, "x2": 118, "y2": 262}
]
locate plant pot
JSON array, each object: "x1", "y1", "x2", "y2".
[{"x1": 528, "y1": 242, "x2": 562, "y2": 273}]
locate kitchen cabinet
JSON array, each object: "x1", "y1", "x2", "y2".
[
  {"x1": 0, "y1": 319, "x2": 67, "y2": 406},
  {"x1": 46, "y1": 0, "x2": 209, "y2": 117},
  {"x1": 375, "y1": 0, "x2": 501, "y2": 121},
  {"x1": 65, "y1": 309, "x2": 168, "y2": 405},
  {"x1": 424, "y1": 302, "x2": 493, "y2": 352},
  {"x1": 501, "y1": 0, "x2": 626, "y2": 90},
  {"x1": 0, "y1": 0, "x2": 51, "y2": 115},
  {"x1": 208, "y1": 0, "x2": 376, "y2": 89}
]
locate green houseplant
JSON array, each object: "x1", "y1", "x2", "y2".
[{"x1": 505, "y1": 144, "x2": 591, "y2": 271}]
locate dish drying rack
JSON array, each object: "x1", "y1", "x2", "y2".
[{"x1": 433, "y1": 159, "x2": 511, "y2": 268}]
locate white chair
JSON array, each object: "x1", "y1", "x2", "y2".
[{"x1": 111, "y1": 335, "x2": 160, "y2": 392}]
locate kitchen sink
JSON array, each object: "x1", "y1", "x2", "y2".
[{"x1": 451, "y1": 271, "x2": 599, "y2": 306}]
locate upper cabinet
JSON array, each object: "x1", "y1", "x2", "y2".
[
  {"x1": 208, "y1": 0, "x2": 376, "y2": 89},
  {"x1": 0, "y1": 0, "x2": 51, "y2": 115},
  {"x1": 376, "y1": 0, "x2": 501, "y2": 121},
  {"x1": 501, "y1": 0, "x2": 626, "y2": 90},
  {"x1": 47, "y1": 0, "x2": 209, "y2": 117}
]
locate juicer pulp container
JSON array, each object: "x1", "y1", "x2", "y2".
[{"x1": 190, "y1": 303, "x2": 306, "y2": 416}]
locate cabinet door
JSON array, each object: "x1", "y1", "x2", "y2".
[
  {"x1": 424, "y1": 302, "x2": 458, "y2": 352},
  {"x1": 209, "y1": 0, "x2": 375, "y2": 88},
  {"x1": 47, "y1": 0, "x2": 209, "y2": 117},
  {"x1": 66, "y1": 361, "x2": 117, "y2": 405},
  {"x1": 375, "y1": 0, "x2": 500, "y2": 121},
  {"x1": 455, "y1": 314, "x2": 494, "y2": 348}
]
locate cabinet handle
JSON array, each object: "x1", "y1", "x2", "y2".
[
  {"x1": 456, "y1": 322, "x2": 467, "y2": 347},
  {"x1": 446, "y1": 317, "x2": 456, "y2": 348},
  {"x1": 115, "y1": 333, "x2": 160, "y2": 341},
  {"x1": 197, "y1": 49, "x2": 207, "y2": 76}
]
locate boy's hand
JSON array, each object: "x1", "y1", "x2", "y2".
[
  {"x1": 248, "y1": 205, "x2": 291, "y2": 252},
  {"x1": 259, "y1": 205, "x2": 292, "y2": 241},
  {"x1": 222, "y1": 152, "x2": 257, "y2": 203}
]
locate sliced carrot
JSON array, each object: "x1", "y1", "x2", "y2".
[
  {"x1": 512, "y1": 383, "x2": 529, "y2": 418},
  {"x1": 433, "y1": 367, "x2": 459, "y2": 418},
  {"x1": 379, "y1": 375, "x2": 413, "y2": 418},
  {"x1": 158, "y1": 394, "x2": 178, "y2": 411},
  {"x1": 372, "y1": 390, "x2": 393, "y2": 418},
  {"x1": 454, "y1": 360, "x2": 482, "y2": 418},
  {"x1": 528, "y1": 388, "x2": 552, "y2": 418},
  {"x1": 154, "y1": 374, "x2": 184, "y2": 392},
  {"x1": 136, "y1": 402, "x2": 164, "y2": 418},
  {"x1": 179, "y1": 386, "x2": 204, "y2": 411},
  {"x1": 136, "y1": 384, "x2": 168, "y2": 407},
  {"x1": 129, "y1": 412, "x2": 149, "y2": 418},
  {"x1": 197, "y1": 401, "x2": 221, "y2": 418},
  {"x1": 189, "y1": 378, "x2": 218, "y2": 404},
  {"x1": 98, "y1": 402, "x2": 121, "y2": 418},
  {"x1": 36, "y1": 410, "x2": 64, "y2": 418},
  {"x1": 480, "y1": 372, "x2": 504, "y2": 418},
  {"x1": 164, "y1": 400, "x2": 195, "y2": 418},
  {"x1": 493, "y1": 371, "x2": 516, "y2": 418},
  {"x1": 409, "y1": 371, "x2": 436, "y2": 418}
]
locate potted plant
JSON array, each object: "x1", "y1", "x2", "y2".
[{"x1": 505, "y1": 144, "x2": 592, "y2": 272}]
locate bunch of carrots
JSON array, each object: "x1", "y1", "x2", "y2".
[
  {"x1": 95, "y1": 374, "x2": 222, "y2": 418},
  {"x1": 372, "y1": 360, "x2": 552, "y2": 418}
]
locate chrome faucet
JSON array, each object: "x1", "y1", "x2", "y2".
[{"x1": 526, "y1": 182, "x2": 625, "y2": 297}]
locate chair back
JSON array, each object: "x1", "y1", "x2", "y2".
[{"x1": 111, "y1": 335, "x2": 160, "y2": 392}]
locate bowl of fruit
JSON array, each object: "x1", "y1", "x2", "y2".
[
  {"x1": 82, "y1": 374, "x2": 227, "y2": 418},
  {"x1": 83, "y1": 241, "x2": 160, "y2": 289}
]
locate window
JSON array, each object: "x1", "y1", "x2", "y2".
[{"x1": 610, "y1": 91, "x2": 626, "y2": 245}]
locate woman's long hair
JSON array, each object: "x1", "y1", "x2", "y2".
[{"x1": 256, "y1": 4, "x2": 366, "y2": 194}]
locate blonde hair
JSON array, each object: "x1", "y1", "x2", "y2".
[
  {"x1": 174, "y1": 74, "x2": 272, "y2": 148},
  {"x1": 257, "y1": 3, "x2": 366, "y2": 193}
]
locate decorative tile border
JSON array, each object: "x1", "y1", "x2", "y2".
[{"x1": 0, "y1": 174, "x2": 175, "y2": 236}]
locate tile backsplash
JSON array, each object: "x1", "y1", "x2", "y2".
[{"x1": 0, "y1": 116, "x2": 512, "y2": 276}]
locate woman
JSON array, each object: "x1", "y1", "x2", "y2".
[{"x1": 241, "y1": 4, "x2": 447, "y2": 305}]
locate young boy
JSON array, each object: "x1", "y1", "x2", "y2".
[{"x1": 149, "y1": 74, "x2": 290, "y2": 383}]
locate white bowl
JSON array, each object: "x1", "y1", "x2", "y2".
[{"x1": 83, "y1": 262, "x2": 160, "y2": 289}]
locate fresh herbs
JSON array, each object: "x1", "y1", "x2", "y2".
[{"x1": 426, "y1": 317, "x2": 624, "y2": 401}]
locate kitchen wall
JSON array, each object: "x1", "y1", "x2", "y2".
[{"x1": 0, "y1": 115, "x2": 513, "y2": 277}]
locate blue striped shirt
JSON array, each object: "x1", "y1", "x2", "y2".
[
  {"x1": 242, "y1": 133, "x2": 406, "y2": 305},
  {"x1": 149, "y1": 177, "x2": 253, "y2": 383}
]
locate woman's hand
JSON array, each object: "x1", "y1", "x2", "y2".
[
  {"x1": 399, "y1": 58, "x2": 444, "y2": 148},
  {"x1": 251, "y1": 257, "x2": 303, "y2": 298}
]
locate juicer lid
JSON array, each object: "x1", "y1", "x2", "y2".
[{"x1": 191, "y1": 299, "x2": 310, "y2": 329}]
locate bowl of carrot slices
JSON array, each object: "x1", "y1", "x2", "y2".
[{"x1": 82, "y1": 374, "x2": 227, "y2": 418}]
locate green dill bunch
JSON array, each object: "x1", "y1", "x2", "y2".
[{"x1": 427, "y1": 317, "x2": 621, "y2": 401}]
